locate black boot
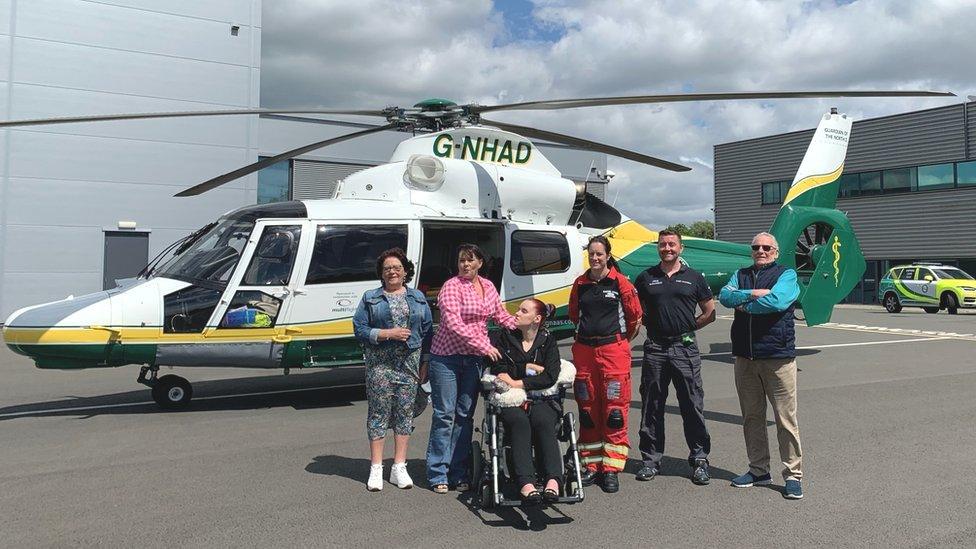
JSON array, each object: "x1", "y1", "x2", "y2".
[{"x1": 601, "y1": 472, "x2": 619, "y2": 493}]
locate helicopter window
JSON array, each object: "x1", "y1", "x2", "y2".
[
  {"x1": 163, "y1": 286, "x2": 223, "y2": 334},
  {"x1": 242, "y1": 225, "x2": 303, "y2": 286},
  {"x1": 305, "y1": 225, "x2": 408, "y2": 285},
  {"x1": 158, "y1": 218, "x2": 252, "y2": 286},
  {"x1": 160, "y1": 219, "x2": 254, "y2": 284},
  {"x1": 218, "y1": 290, "x2": 282, "y2": 329},
  {"x1": 510, "y1": 231, "x2": 571, "y2": 275}
]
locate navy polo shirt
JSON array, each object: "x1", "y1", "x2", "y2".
[{"x1": 635, "y1": 262, "x2": 712, "y2": 338}]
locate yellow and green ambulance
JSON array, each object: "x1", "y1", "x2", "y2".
[{"x1": 878, "y1": 263, "x2": 976, "y2": 314}]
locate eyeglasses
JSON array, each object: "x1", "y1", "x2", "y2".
[
  {"x1": 751, "y1": 244, "x2": 777, "y2": 252},
  {"x1": 382, "y1": 265, "x2": 404, "y2": 272}
]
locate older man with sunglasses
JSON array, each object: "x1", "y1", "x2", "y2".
[{"x1": 718, "y1": 232, "x2": 804, "y2": 500}]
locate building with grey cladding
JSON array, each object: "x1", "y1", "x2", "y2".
[
  {"x1": 714, "y1": 101, "x2": 976, "y2": 303},
  {"x1": 0, "y1": 1, "x2": 606, "y2": 320}
]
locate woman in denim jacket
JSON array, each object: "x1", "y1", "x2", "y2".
[{"x1": 353, "y1": 248, "x2": 433, "y2": 492}]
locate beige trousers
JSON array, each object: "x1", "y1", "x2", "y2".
[{"x1": 733, "y1": 357, "x2": 802, "y2": 481}]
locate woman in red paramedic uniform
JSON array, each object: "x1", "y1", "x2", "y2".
[{"x1": 568, "y1": 235, "x2": 642, "y2": 494}]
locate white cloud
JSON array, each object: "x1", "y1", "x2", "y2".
[{"x1": 261, "y1": 0, "x2": 972, "y2": 229}]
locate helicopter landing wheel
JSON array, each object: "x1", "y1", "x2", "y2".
[{"x1": 151, "y1": 375, "x2": 193, "y2": 409}]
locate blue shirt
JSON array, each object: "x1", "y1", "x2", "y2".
[{"x1": 719, "y1": 268, "x2": 800, "y2": 314}]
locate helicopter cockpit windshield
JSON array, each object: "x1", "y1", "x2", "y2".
[{"x1": 157, "y1": 217, "x2": 253, "y2": 287}]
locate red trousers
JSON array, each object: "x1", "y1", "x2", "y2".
[{"x1": 572, "y1": 338, "x2": 632, "y2": 472}]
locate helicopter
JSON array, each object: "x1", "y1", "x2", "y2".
[{"x1": 0, "y1": 90, "x2": 954, "y2": 408}]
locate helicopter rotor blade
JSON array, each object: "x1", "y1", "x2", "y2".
[
  {"x1": 480, "y1": 117, "x2": 690, "y2": 172},
  {"x1": 472, "y1": 90, "x2": 955, "y2": 114},
  {"x1": 0, "y1": 108, "x2": 387, "y2": 128},
  {"x1": 175, "y1": 122, "x2": 400, "y2": 197}
]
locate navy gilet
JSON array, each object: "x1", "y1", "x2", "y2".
[{"x1": 730, "y1": 263, "x2": 796, "y2": 359}]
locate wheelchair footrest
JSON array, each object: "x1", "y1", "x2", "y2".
[
  {"x1": 495, "y1": 498, "x2": 524, "y2": 507},
  {"x1": 491, "y1": 493, "x2": 584, "y2": 507}
]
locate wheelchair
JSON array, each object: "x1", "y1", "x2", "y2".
[{"x1": 471, "y1": 376, "x2": 585, "y2": 508}]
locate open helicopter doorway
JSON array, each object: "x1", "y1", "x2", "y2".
[{"x1": 417, "y1": 221, "x2": 505, "y2": 316}]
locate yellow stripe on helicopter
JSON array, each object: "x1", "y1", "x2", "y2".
[
  {"x1": 783, "y1": 163, "x2": 844, "y2": 205},
  {"x1": 5, "y1": 286, "x2": 578, "y2": 346},
  {"x1": 2, "y1": 319, "x2": 356, "y2": 346}
]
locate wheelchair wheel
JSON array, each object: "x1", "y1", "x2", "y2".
[
  {"x1": 471, "y1": 440, "x2": 484, "y2": 489},
  {"x1": 480, "y1": 483, "x2": 494, "y2": 509}
]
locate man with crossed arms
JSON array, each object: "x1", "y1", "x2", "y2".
[{"x1": 719, "y1": 231, "x2": 804, "y2": 500}]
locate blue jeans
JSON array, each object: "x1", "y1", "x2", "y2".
[{"x1": 426, "y1": 354, "x2": 482, "y2": 486}]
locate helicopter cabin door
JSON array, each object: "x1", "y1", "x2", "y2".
[
  {"x1": 196, "y1": 221, "x2": 307, "y2": 367},
  {"x1": 280, "y1": 222, "x2": 414, "y2": 367},
  {"x1": 416, "y1": 221, "x2": 506, "y2": 320},
  {"x1": 502, "y1": 223, "x2": 582, "y2": 336}
]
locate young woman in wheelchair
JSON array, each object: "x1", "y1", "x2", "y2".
[{"x1": 488, "y1": 298, "x2": 563, "y2": 504}]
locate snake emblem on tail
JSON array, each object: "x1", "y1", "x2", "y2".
[{"x1": 832, "y1": 235, "x2": 842, "y2": 286}]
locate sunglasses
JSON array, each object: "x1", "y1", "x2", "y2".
[{"x1": 751, "y1": 244, "x2": 776, "y2": 252}]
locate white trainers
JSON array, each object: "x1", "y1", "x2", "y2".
[
  {"x1": 390, "y1": 462, "x2": 413, "y2": 489},
  {"x1": 367, "y1": 463, "x2": 384, "y2": 492}
]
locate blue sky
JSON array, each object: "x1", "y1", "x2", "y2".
[{"x1": 493, "y1": 0, "x2": 568, "y2": 45}]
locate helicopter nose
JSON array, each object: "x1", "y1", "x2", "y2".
[{"x1": 2, "y1": 291, "x2": 115, "y2": 362}]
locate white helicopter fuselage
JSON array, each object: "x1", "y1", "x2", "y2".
[{"x1": 2, "y1": 126, "x2": 605, "y2": 370}]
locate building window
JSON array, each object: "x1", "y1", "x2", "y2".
[
  {"x1": 917, "y1": 163, "x2": 955, "y2": 190},
  {"x1": 957, "y1": 160, "x2": 976, "y2": 186},
  {"x1": 780, "y1": 180, "x2": 791, "y2": 201},
  {"x1": 882, "y1": 167, "x2": 916, "y2": 194},
  {"x1": 761, "y1": 180, "x2": 790, "y2": 205},
  {"x1": 257, "y1": 158, "x2": 291, "y2": 204},
  {"x1": 510, "y1": 231, "x2": 571, "y2": 275},
  {"x1": 859, "y1": 171, "x2": 882, "y2": 196},
  {"x1": 838, "y1": 173, "x2": 860, "y2": 198}
]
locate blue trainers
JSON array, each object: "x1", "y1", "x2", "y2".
[
  {"x1": 783, "y1": 479, "x2": 803, "y2": 499},
  {"x1": 731, "y1": 471, "x2": 772, "y2": 488}
]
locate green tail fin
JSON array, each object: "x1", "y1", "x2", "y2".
[{"x1": 770, "y1": 111, "x2": 865, "y2": 326}]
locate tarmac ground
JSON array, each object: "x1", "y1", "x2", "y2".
[{"x1": 2, "y1": 305, "x2": 975, "y2": 547}]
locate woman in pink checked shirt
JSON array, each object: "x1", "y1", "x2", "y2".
[{"x1": 425, "y1": 243, "x2": 517, "y2": 494}]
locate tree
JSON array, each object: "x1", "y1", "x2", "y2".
[
  {"x1": 662, "y1": 220, "x2": 714, "y2": 239},
  {"x1": 689, "y1": 220, "x2": 715, "y2": 239}
]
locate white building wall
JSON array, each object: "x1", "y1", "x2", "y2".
[{"x1": 0, "y1": 0, "x2": 262, "y2": 318}]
